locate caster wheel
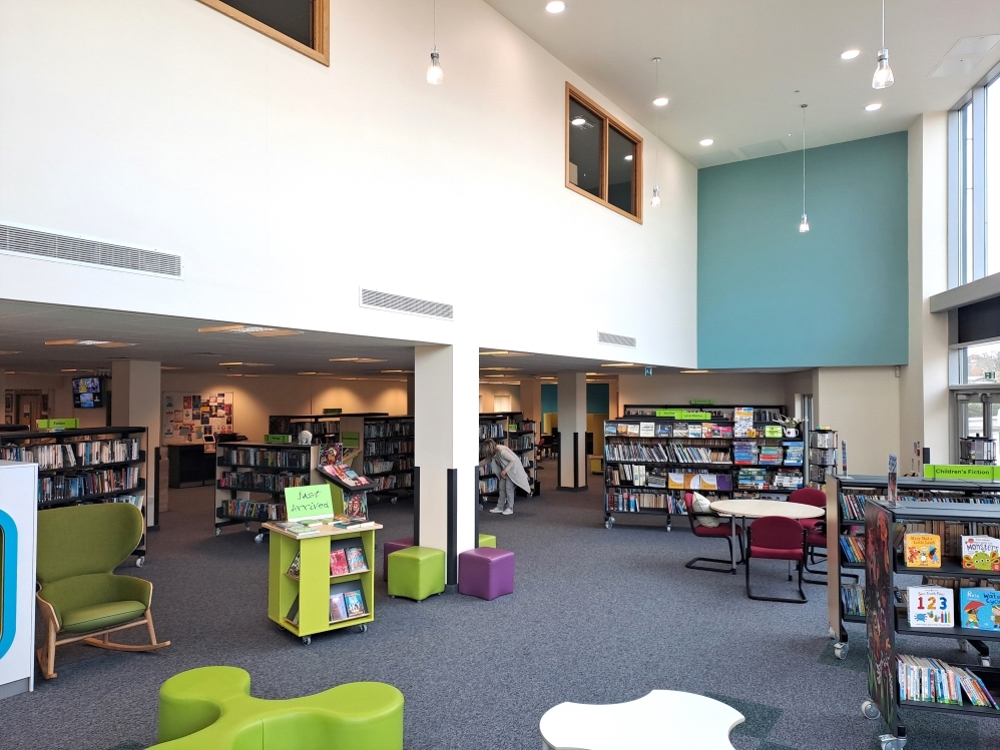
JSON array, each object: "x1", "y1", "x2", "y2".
[
  {"x1": 828, "y1": 626, "x2": 837, "y2": 640},
  {"x1": 254, "y1": 533, "x2": 264, "y2": 544},
  {"x1": 245, "y1": 522, "x2": 251, "y2": 531},
  {"x1": 214, "y1": 527, "x2": 222, "y2": 537},
  {"x1": 862, "y1": 700, "x2": 881, "y2": 720},
  {"x1": 958, "y1": 638, "x2": 969, "y2": 652},
  {"x1": 666, "y1": 524, "x2": 672, "y2": 532},
  {"x1": 878, "y1": 734, "x2": 906, "y2": 750},
  {"x1": 357, "y1": 624, "x2": 368, "y2": 633},
  {"x1": 605, "y1": 520, "x2": 613, "y2": 529},
  {"x1": 834, "y1": 642, "x2": 849, "y2": 660},
  {"x1": 135, "y1": 556, "x2": 145, "y2": 568},
  {"x1": 301, "y1": 636, "x2": 311, "y2": 646},
  {"x1": 982, "y1": 656, "x2": 992, "y2": 667},
  {"x1": 391, "y1": 498, "x2": 397, "y2": 504}
]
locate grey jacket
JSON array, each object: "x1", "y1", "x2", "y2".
[{"x1": 483, "y1": 445, "x2": 532, "y2": 494}]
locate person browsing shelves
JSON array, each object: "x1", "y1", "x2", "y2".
[{"x1": 480, "y1": 438, "x2": 532, "y2": 515}]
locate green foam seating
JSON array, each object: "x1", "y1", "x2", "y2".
[
  {"x1": 478, "y1": 533, "x2": 497, "y2": 548},
  {"x1": 150, "y1": 666, "x2": 403, "y2": 750},
  {"x1": 387, "y1": 546, "x2": 446, "y2": 601}
]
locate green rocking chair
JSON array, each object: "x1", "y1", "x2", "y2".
[{"x1": 35, "y1": 503, "x2": 169, "y2": 679}]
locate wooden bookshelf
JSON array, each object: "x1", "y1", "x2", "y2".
[
  {"x1": 0, "y1": 427, "x2": 148, "y2": 565},
  {"x1": 215, "y1": 443, "x2": 321, "y2": 542}
]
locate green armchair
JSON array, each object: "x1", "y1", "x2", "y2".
[{"x1": 35, "y1": 502, "x2": 169, "y2": 679}]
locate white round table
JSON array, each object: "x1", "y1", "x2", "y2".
[
  {"x1": 708, "y1": 499, "x2": 824, "y2": 571},
  {"x1": 539, "y1": 690, "x2": 745, "y2": 750}
]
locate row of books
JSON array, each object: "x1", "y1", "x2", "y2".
[
  {"x1": 218, "y1": 471, "x2": 307, "y2": 492},
  {"x1": 840, "y1": 535, "x2": 866, "y2": 564},
  {"x1": 662, "y1": 444, "x2": 729, "y2": 464},
  {"x1": 841, "y1": 583, "x2": 867, "y2": 617},
  {"x1": 286, "y1": 546, "x2": 368, "y2": 579},
  {"x1": 736, "y1": 468, "x2": 803, "y2": 490},
  {"x1": 217, "y1": 446, "x2": 310, "y2": 469},
  {"x1": 509, "y1": 421, "x2": 534, "y2": 433},
  {"x1": 896, "y1": 521, "x2": 1000, "y2": 561},
  {"x1": 285, "y1": 588, "x2": 367, "y2": 628},
  {"x1": 110, "y1": 495, "x2": 143, "y2": 508},
  {"x1": 605, "y1": 422, "x2": 737, "y2": 439},
  {"x1": 363, "y1": 421, "x2": 413, "y2": 438},
  {"x1": 39, "y1": 467, "x2": 141, "y2": 502},
  {"x1": 509, "y1": 435, "x2": 533, "y2": 451},
  {"x1": 604, "y1": 441, "x2": 670, "y2": 463},
  {"x1": 219, "y1": 498, "x2": 286, "y2": 521},
  {"x1": 0, "y1": 438, "x2": 141, "y2": 470},
  {"x1": 607, "y1": 490, "x2": 668, "y2": 513},
  {"x1": 479, "y1": 477, "x2": 498, "y2": 495},
  {"x1": 897, "y1": 656, "x2": 998, "y2": 708},
  {"x1": 479, "y1": 423, "x2": 506, "y2": 439},
  {"x1": 363, "y1": 440, "x2": 414, "y2": 457},
  {"x1": 318, "y1": 463, "x2": 371, "y2": 488},
  {"x1": 369, "y1": 474, "x2": 406, "y2": 491},
  {"x1": 810, "y1": 448, "x2": 837, "y2": 465},
  {"x1": 519, "y1": 454, "x2": 533, "y2": 469},
  {"x1": 784, "y1": 442, "x2": 805, "y2": 465},
  {"x1": 362, "y1": 457, "x2": 414, "y2": 474},
  {"x1": 268, "y1": 417, "x2": 340, "y2": 437},
  {"x1": 840, "y1": 493, "x2": 870, "y2": 522}
]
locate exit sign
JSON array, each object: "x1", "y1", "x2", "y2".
[{"x1": 644, "y1": 367, "x2": 653, "y2": 376}]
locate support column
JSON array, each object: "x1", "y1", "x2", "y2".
[
  {"x1": 414, "y1": 344, "x2": 479, "y2": 559},
  {"x1": 519, "y1": 377, "x2": 542, "y2": 440},
  {"x1": 557, "y1": 372, "x2": 586, "y2": 490},
  {"x1": 111, "y1": 360, "x2": 161, "y2": 528},
  {"x1": 405, "y1": 374, "x2": 415, "y2": 416}
]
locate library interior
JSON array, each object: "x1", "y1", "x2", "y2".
[{"x1": 2, "y1": 1, "x2": 1000, "y2": 748}]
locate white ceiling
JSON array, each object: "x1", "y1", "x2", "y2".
[{"x1": 483, "y1": 0, "x2": 1000, "y2": 166}]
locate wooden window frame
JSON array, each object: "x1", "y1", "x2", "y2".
[
  {"x1": 565, "y1": 83, "x2": 643, "y2": 224},
  {"x1": 196, "y1": 0, "x2": 330, "y2": 66}
]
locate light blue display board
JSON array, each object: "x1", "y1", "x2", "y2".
[{"x1": 697, "y1": 131, "x2": 909, "y2": 369}]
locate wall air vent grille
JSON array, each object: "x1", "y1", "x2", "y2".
[
  {"x1": 0, "y1": 224, "x2": 181, "y2": 277},
  {"x1": 360, "y1": 289, "x2": 453, "y2": 320},
  {"x1": 598, "y1": 332, "x2": 637, "y2": 347}
]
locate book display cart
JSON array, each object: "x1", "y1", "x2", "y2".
[
  {"x1": 606, "y1": 406, "x2": 802, "y2": 531},
  {"x1": 267, "y1": 415, "x2": 342, "y2": 444},
  {"x1": 859, "y1": 490, "x2": 1000, "y2": 750},
  {"x1": 215, "y1": 444, "x2": 320, "y2": 542},
  {"x1": 809, "y1": 427, "x2": 838, "y2": 487},
  {"x1": 265, "y1": 519, "x2": 382, "y2": 645},
  {"x1": 342, "y1": 415, "x2": 414, "y2": 503},
  {"x1": 478, "y1": 412, "x2": 539, "y2": 501},
  {"x1": 0, "y1": 427, "x2": 148, "y2": 565}
]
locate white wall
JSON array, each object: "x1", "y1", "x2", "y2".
[
  {"x1": 161, "y1": 373, "x2": 408, "y2": 442},
  {"x1": 478, "y1": 383, "x2": 521, "y2": 413},
  {"x1": 5, "y1": 373, "x2": 107, "y2": 428},
  {"x1": 0, "y1": 0, "x2": 698, "y2": 369},
  {"x1": 618, "y1": 372, "x2": 789, "y2": 408},
  {"x1": 815, "y1": 367, "x2": 901, "y2": 476}
]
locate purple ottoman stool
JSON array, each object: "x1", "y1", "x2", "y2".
[
  {"x1": 383, "y1": 537, "x2": 414, "y2": 581},
  {"x1": 458, "y1": 548, "x2": 515, "y2": 601}
]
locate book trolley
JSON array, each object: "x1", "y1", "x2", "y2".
[
  {"x1": 859, "y1": 486, "x2": 1000, "y2": 750},
  {"x1": 0, "y1": 427, "x2": 148, "y2": 565},
  {"x1": 604, "y1": 406, "x2": 803, "y2": 531}
]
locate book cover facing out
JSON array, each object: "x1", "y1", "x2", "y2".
[
  {"x1": 962, "y1": 536, "x2": 1000, "y2": 572},
  {"x1": 344, "y1": 590, "x2": 366, "y2": 618},
  {"x1": 960, "y1": 589, "x2": 1000, "y2": 630},
  {"x1": 903, "y1": 533, "x2": 941, "y2": 569},
  {"x1": 906, "y1": 586, "x2": 953, "y2": 628}
]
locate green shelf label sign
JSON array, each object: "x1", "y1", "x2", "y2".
[
  {"x1": 264, "y1": 434, "x2": 291, "y2": 444},
  {"x1": 284, "y1": 484, "x2": 335, "y2": 522},
  {"x1": 342, "y1": 431, "x2": 360, "y2": 448},
  {"x1": 689, "y1": 399, "x2": 715, "y2": 405},
  {"x1": 653, "y1": 409, "x2": 711, "y2": 420},
  {"x1": 36, "y1": 418, "x2": 79, "y2": 430},
  {"x1": 923, "y1": 464, "x2": 1000, "y2": 481}
]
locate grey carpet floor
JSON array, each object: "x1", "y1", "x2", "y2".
[{"x1": 2, "y1": 463, "x2": 999, "y2": 749}]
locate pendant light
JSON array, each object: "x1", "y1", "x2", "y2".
[
  {"x1": 650, "y1": 57, "x2": 662, "y2": 208},
  {"x1": 872, "y1": 0, "x2": 894, "y2": 89},
  {"x1": 799, "y1": 104, "x2": 810, "y2": 233},
  {"x1": 426, "y1": 0, "x2": 443, "y2": 85}
]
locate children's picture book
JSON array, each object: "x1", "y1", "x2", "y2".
[
  {"x1": 655, "y1": 423, "x2": 671, "y2": 437},
  {"x1": 604, "y1": 422, "x2": 617, "y2": 436},
  {"x1": 962, "y1": 536, "x2": 1000, "y2": 572},
  {"x1": 330, "y1": 548, "x2": 350, "y2": 577},
  {"x1": 625, "y1": 423, "x2": 640, "y2": 436},
  {"x1": 343, "y1": 589, "x2": 366, "y2": 618},
  {"x1": 345, "y1": 546, "x2": 368, "y2": 573},
  {"x1": 319, "y1": 444, "x2": 343, "y2": 467},
  {"x1": 639, "y1": 422, "x2": 654, "y2": 438},
  {"x1": 904, "y1": 533, "x2": 941, "y2": 569},
  {"x1": 960, "y1": 588, "x2": 1000, "y2": 631},
  {"x1": 286, "y1": 551, "x2": 301, "y2": 578},
  {"x1": 906, "y1": 586, "x2": 954, "y2": 628},
  {"x1": 329, "y1": 592, "x2": 348, "y2": 622},
  {"x1": 286, "y1": 595, "x2": 300, "y2": 627},
  {"x1": 318, "y1": 463, "x2": 372, "y2": 488},
  {"x1": 344, "y1": 493, "x2": 368, "y2": 521}
]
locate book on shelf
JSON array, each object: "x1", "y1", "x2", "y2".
[
  {"x1": 840, "y1": 536, "x2": 865, "y2": 564},
  {"x1": 960, "y1": 588, "x2": 1000, "y2": 630},
  {"x1": 286, "y1": 595, "x2": 300, "y2": 627},
  {"x1": 329, "y1": 592, "x2": 348, "y2": 622},
  {"x1": 906, "y1": 586, "x2": 954, "y2": 628},
  {"x1": 346, "y1": 546, "x2": 368, "y2": 573},
  {"x1": 318, "y1": 463, "x2": 372, "y2": 488},
  {"x1": 655, "y1": 423, "x2": 671, "y2": 437},
  {"x1": 639, "y1": 422, "x2": 654, "y2": 438},
  {"x1": 903, "y1": 533, "x2": 942, "y2": 569},
  {"x1": 897, "y1": 656, "x2": 965, "y2": 705},
  {"x1": 344, "y1": 493, "x2": 368, "y2": 520},
  {"x1": 962, "y1": 536, "x2": 1000, "y2": 572},
  {"x1": 330, "y1": 548, "x2": 350, "y2": 576},
  {"x1": 287, "y1": 551, "x2": 301, "y2": 578},
  {"x1": 343, "y1": 589, "x2": 366, "y2": 618},
  {"x1": 318, "y1": 445, "x2": 343, "y2": 467},
  {"x1": 272, "y1": 521, "x2": 322, "y2": 537},
  {"x1": 841, "y1": 583, "x2": 867, "y2": 617}
]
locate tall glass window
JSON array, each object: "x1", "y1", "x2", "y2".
[{"x1": 988, "y1": 76, "x2": 999, "y2": 276}]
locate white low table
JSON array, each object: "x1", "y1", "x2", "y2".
[{"x1": 539, "y1": 690, "x2": 745, "y2": 750}]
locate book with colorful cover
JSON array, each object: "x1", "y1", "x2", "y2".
[
  {"x1": 329, "y1": 592, "x2": 348, "y2": 622},
  {"x1": 343, "y1": 589, "x2": 366, "y2": 618},
  {"x1": 904, "y1": 533, "x2": 941, "y2": 569},
  {"x1": 330, "y1": 548, "x2": 350, "y2": 577},
  {"x1": 286, "y1": 595, "x2": 300, "y2": 627},
  {"x1": 345, "y1": 546, "x2": 368, "y2": 573},
  {"x1": 344, "y1": 493, "x2": 368, "y2": 521},
  {"x1": 318, "y1": 463, "x2": 372, "y2": 488},
  {"x1": 960, "y1": 588, "x2": 1000, "y2": 631},
  {"x1": 906, "y1": 586, "x2": 954, "y2": 628},
  {"x1": 287, "y1": 551, "x2": 301, "y2": 578},
  {"x1": 319, "y1": 444, "x2": 343, "y2": 467},
  {"x1": 962, "y1": 536, "x2": 1000, "y2": 572}
]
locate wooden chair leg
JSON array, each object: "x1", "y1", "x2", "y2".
[{"x1": 37, "y1": 619, "x2": 57, "y2": 680}]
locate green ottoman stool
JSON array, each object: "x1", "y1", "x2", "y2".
[
  {"x1": 478, "y1": 533, "x2": 497, "y2": 548},
  {"x1": 387, "y1": 546, "x2": 446, "y2": 601},
  {"x1": 150, "y1": 666, "x2": 403, "y2": 749}
]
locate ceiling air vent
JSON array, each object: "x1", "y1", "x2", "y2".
[
  {"x1": 0, "y1": 224, "x2": 181, "y2": 277},
  {"x1": 598, "y1": 331, "x2": 636, "y2": 348},
  {"x1": 360, "y1": 289, "x2": 453, "y2": 320}
]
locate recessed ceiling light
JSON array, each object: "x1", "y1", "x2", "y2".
[
  {"x1": 546, "y1": 0, "x2": 566, "y2": 12},
  {"x1": 652, "y1": 97, "x2": 669, "y2": 107},
  {"x1": 480, "y1": 350, "x2": 509, "y2": 356},
  {"x1": 485, "y1": 374, "x2": 506, "y2": 377},
  {"x1": 481, "y1": 366, "x2": 521, "y2": 371},
  {"x1": 198, "y1": 324, "x2": 301, "y2": 337},
  {"x1": 570, "y1": 116, "x2": 587, "y2": 127},
  {"x1": 841, "y1": 49, "x2": 861, "y2": 60},
  {"x1": 226, "y1": 373, "x2": 244, "y2": 377},
  {"x1": 699, "y1": 138, "x2": 714, "y2": 147},
  {"x1": 61, "y1": 368, "x2": 78, "y2": 373},
  {"x1": 243, "y1": 362, "x2": 273, "y2": 367},
  {"x1": 865, "y1": 102, "x2": 882, "y2": 111},
  {"x1": 45, "y1": 339, "x2": 80, "y2": 346},
  {"x1": 680, "y1": 369, "x2": 710, "y2": 374},
  {"x1": 624, "y1": 154, "x2": 634, "y2": 161},
  {"x1": 161, "y1": 366, "x2": 183, "y2": 371},
  {"x1": 0, "y1": 350, "x2": 20, "y2": 355},
  {"x1": 219, "y1": 362, "x2": 244, "y2": 366},
  {"x1": 298, "y1": 372, "x2": 318, "y2": 376},
  {"x1": 601, "y1": 362, "x2": 637, "y2": 368}
]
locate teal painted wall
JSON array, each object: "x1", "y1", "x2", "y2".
[
  {"x1": 541, "y1": 383, "x2": 608, "y2": 414},
  {"x1": 698, "y1": 131, "x2": 909, "y2": 369}
]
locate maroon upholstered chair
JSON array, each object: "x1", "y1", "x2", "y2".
[
  {"x1": 745, "y1": 516, "x2": 807, "y2": 603},
  {"x1": 788, "y1": 487, "x2": 857, "y2": 585},
  {"x1": 684, "y1": 493, "x2": 744, "y2": 574}
]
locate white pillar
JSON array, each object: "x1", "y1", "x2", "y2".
[
  {"x1": 111, "y1": 360, "x2": 161, "y2": 527},
  {"x1": 414, "y1": 343, "x2": 479, "y2": 554},
  {"x1": 557, "y1": 372, "x2": 587, "y2": 489},
  {"x1": 520, "y1": 377, "x2": 542, "y2": 440},
  {"x1": 406, "y1": 374, "x2": 415, "y2": 416}
]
